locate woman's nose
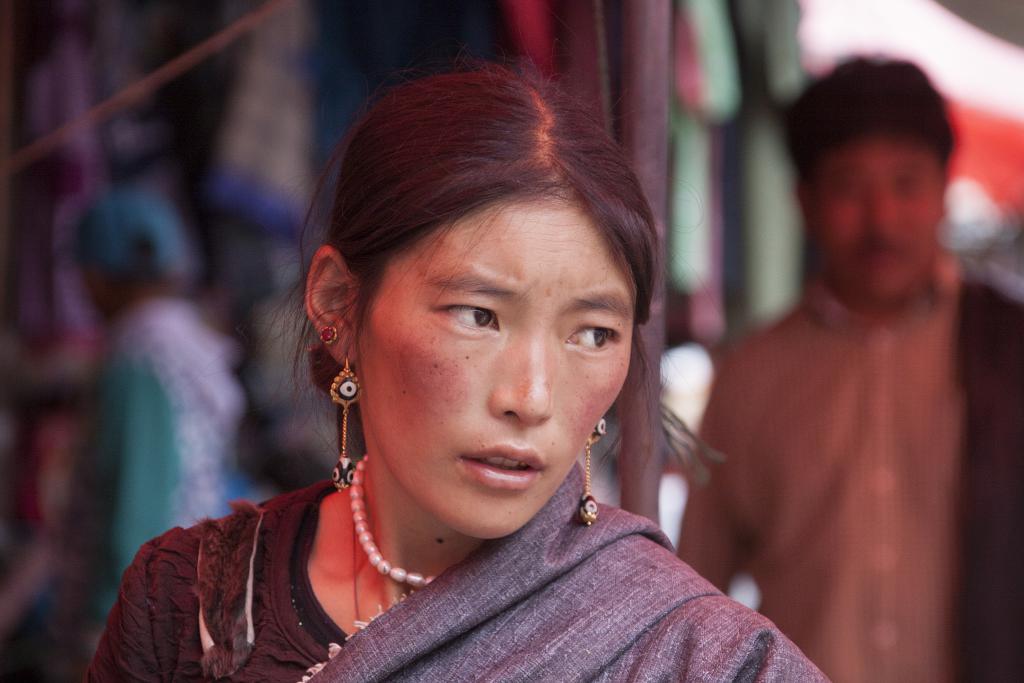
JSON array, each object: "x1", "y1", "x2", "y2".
[{"x1": 488, "y1": 335, "x2": 554, "y2": 427}]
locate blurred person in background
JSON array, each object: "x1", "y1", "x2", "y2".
[
  {"x1": 59, "y1": 187, "x2": 246, "y2": 663},
  {"x1": 678, "y1": 57, "x2": 1024, "y2": 683}
]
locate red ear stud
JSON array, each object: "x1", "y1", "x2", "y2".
[{"x1": 320, "y1": 325, "x2": 339, "y2": 345}]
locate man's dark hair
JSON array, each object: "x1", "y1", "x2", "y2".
[{"x1": 784, "y1": 57, "x2": 954, "y2": 180}]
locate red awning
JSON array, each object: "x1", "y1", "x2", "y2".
[{"x1": 949, "y1": 101, "x2": 1024, "y2": 210}]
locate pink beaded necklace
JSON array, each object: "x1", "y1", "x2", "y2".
[{"x1": 349, "y1": 458, "x2": 433, "y2": 590}]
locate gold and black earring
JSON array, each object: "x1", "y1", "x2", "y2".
[
  {"x1": 330, "y1": 358, "x2": 361, "y2": 490},
  {"x1": 578, "y1": 418, "x2": 606, "y2": 526}
]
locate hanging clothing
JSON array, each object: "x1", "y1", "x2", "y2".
[
  {"x1": 499, "y1": 0, "x2": 556, "y2": 77},
  {"x1": 730, "y1": 0, "x2": 805, "y2": 326},
  {"x1": 312, "y1": 0, "x2": 497, "y2": 163},
  {"x1": 89, "y1": 467, "x2": 824, "y2": 681},
  {"x1": 669, "y1": 0, "x2": 740, "y2": 341},
  {"x1": 205, "y1": 0, "x2": 315, "y2": 241},
  {"x1": 17, "y1": 2, "x2": 105, "y2": 340}
]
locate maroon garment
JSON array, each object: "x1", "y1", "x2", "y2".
[{"x1": 89, "y1": 483, "x2": 336, "y2": 681}]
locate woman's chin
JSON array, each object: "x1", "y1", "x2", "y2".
[{"x1": 440, "y1": 502, "x2": 539, "y2": 541}]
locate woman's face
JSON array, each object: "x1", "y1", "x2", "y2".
[{"x1": 352, "y1": 201, "x2": 634, "y2": 540}]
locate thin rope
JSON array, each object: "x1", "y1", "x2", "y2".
[{"x1": 1, "y1": 0, "x2": 297, "y2": 178}]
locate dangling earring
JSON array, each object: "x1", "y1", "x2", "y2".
[
  {"x1": 578, "y1": 418, "x2": 606, "y2": 526},
  {"x1": 330, "y1": 358, "x2": 361, "y2": 490}
]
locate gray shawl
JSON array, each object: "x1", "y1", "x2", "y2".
[{"x1": 313, "y1": 467, "x2": 824, "y2": 682}]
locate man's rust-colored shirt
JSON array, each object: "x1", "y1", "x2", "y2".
[{"x1": 680, "y1": 264, "x2": 963, "y2": 683}]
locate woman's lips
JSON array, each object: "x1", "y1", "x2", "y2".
[
  {"x1": 477, "y1": 455, "x2": 530, "y2": 470},
  {"x1": 458, "y1": 449, "x2": 542, "y2": 490}
]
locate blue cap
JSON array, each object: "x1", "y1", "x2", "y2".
[{"x1": 74, "y1": 188, "x2": 188, "y2": 281}]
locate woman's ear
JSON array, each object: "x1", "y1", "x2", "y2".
[{"x1": 306, "y1": 245, "x2": 358, "y2": 362}]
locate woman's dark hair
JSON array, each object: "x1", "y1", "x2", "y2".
[{"x1": 306, "y1": 63, "x2": 658, "y2": 394}]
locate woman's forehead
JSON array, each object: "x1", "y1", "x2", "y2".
[{"x1": 391, "y1": 201, "x2": 634, "y2": 302}]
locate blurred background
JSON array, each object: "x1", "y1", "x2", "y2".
[{"x1": 2, "y1": 0, "x2": 1023, "y2": 679}]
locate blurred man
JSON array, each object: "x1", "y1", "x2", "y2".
[{"x1": 678, "y1": 58, "x2": 1024, "y2": 683}]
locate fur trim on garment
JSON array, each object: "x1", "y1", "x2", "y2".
[{"x1": 197, "y1": 500, "x2": 264, "y2": 678}]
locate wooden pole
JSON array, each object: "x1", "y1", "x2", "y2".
[
  {"x1": 618, "y1": 0, "x2": 670, "y2": 522},
  {"x1": 0, "y1": 0, "x2": 14, "y2": 323}
]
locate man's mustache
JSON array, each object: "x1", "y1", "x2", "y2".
[{"x1": 855, "y1": 234, "x2": 908, "y2": 258}]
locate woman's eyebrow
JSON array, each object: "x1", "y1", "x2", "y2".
[
  {"x1": 427, "y1": 273, "x2": 517, "y2": 299},
  {"x1": 567, "y1": 292, "x2": 633, "y2": 319}
]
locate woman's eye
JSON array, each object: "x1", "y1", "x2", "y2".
[
  {"x1": 572, "y1": 327, "x2": 616, "y2": 349},
  {"x1": 451, "y1": 306, "x2": 498, "y2": 330}
]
